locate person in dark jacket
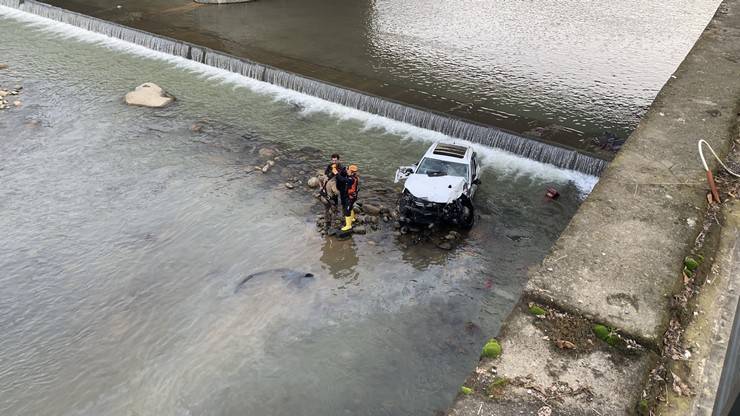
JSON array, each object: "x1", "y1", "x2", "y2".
[
  {"x1": 325, "y1": 153, "x2": 342, "y2": 179},
  {"x1": 337, "y1": 165, "x2": 359, "y2": 231},
  {"x1": 321, "y1": 153, "x2": 342, "y2": 206}
]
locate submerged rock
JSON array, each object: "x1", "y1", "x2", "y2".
[
  {"x1": 437, "y1": 242, "x2": 452, "y2": 250},
  {"x1": 0, "y1": 64, "x2": 7, "y2": 70},
  {"x1": 258, "y1": 147, "x2": 277, "y2": 158},
  {"x1": 444, "y1": 231, "x2": 461, "y2": 241},
  {"x1": 124, "y1": 83, "x2": 174, "y2": 108}
]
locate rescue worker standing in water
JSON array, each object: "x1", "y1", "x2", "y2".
[
  {"x1": 336, "y1": 165, "x2": 359, "y2": 231},
  {"x1": 322, "y1": 153, "x2": 342, "y2": 206}
]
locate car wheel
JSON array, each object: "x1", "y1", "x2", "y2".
[{"x1": 460, "y1": 198, "x2": 475, "y2": 230}]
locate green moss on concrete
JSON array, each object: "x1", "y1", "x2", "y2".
[
  {"x1": 637, "y1": 399, "x2": 650, "y2": 415},
  {"x1": 459, "y1": 386, "x2": 473, "y2": 395},
  {"x1": 593, "y1": 324, "x2": 619, "y2": 346},
  {"x1": 481, "y1": 339, "x2": 502, "y2": 358},
  {"x1": 593, "y1": 324, "x2": 609, "y2": 339},
  {"x1": 684, "y1": 256, "x2": 700, "y2": 271},
  {"x1": 529, "y1": 305, "x2": 547, "y2": 316},
  {"x1": 490, "y1": 377, "x2": 508, "y2": 388},
  {"x1": 487, "y1": 376, "x2": 509, "y2": 398}
]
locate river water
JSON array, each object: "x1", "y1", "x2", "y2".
[
  {"x1": 1, "y1": 6, "x2": 595, "y2": 416},
  {"x1": 40, "y1": 0, "x2": 721, "y2": 148}
]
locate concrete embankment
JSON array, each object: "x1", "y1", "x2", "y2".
[{"x1": 448, "y1": 0, "x2": 740, "y2": 414}]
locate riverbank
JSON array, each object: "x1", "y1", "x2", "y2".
[{"x1": 447, "y1": 0, "x2": 740, "y2": 413}]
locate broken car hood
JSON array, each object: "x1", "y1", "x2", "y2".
[{"x1": 404, "y1": 174, "x2": 467, "y2": 204}]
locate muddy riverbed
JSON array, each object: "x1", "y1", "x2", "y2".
[{"x1": 1, "y1": 7, "x2": 595, "y2": 416}]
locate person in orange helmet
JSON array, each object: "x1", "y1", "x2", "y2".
[{"x1": 336, "y1": 164, "x2": 359, "y2": 231}]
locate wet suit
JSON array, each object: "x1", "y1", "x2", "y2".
[
  {"x1": 335, "y1": 167, "x2": 353, "y2": 217},
  {"x1": 347, "y1": 173, "x2": 359, "y2": 214},
  {"x1": 336, "y1": 168, "x2": 359, "y2": 217}
]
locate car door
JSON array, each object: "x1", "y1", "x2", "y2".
[
  {"x1": 469, "y1": 153, "x2": 479, "y2": 199},
  {"x1": 394, "y1": 165, "x2": 417, "y2": 183}
]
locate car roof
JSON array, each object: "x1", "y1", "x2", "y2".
[{"x1": 422, "y1": 142, "x2": 473, "y2": 164}]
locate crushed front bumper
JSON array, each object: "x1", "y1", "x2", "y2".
[{"x1": 398, "y1": 192, "x2": 464, "y2": 225}]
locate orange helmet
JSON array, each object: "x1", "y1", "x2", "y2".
[{"x1": 348, "y1": 164, "x2": 359, "y2": 173}]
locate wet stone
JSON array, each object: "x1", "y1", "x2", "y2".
[
  {"x1": 362, "y1": 204, "x2": 382, "y2": 215},
  {"x1": 124, "y1": 82, "x2": 174, "y2": 108},
  {"x1": 437, "y1": 242, "x2": 453, "y2": 250},
  {"x1": 307, "y1": 177, "x2": 320, "y2": 188},
  {"x1": 258, "y1": 147, "x2": 278, "y2": 158}
]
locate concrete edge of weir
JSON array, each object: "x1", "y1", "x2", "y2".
[{"x1": 448, "y1": 0, "x2": 740, "y2": 414}]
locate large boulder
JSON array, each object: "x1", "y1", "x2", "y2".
[{"x1": 124, "y1": 83, "x2": 174, "y2": 108}]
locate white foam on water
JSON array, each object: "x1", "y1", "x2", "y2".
[{"x1": 0, "y1": 4, "x2": 598, "y2": 195}]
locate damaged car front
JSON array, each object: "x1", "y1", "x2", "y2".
[{"x1": 394, "y1": 143, "x2": 479, "y2": 229}]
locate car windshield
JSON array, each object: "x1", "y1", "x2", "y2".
[{"x1": 415, "y1": 157, "x2": 469, "y2": 179}]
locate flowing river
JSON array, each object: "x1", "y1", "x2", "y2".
[
  {"x1": 2, "y1": 5, "x2": 594, "y2": 416},
  {"x1": 37, "y1": 0, "x2": 722, "y2": 147}
]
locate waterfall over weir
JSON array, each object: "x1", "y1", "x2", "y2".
[{"x1": 1, "y1": 0, "x2": 608, "y2": 176}]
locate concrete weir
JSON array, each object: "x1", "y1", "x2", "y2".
[
  {"x1": 0, "y1": 0, "x2": 608, "y2": 176},
  {"x1": 448, "y1": 0, "x2": 740, "y2": 414}
]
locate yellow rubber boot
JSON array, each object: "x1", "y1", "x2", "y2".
[
  {"x1": 341, "y1": 216, "x2": 353, "y2": 231},
  {"x1": 349, "y1": 209, "x2": 356, "y2": 224}
]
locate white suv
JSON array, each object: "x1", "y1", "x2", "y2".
[{"x1": 394, "y1": 142, "x2": 481, "y2": 229}]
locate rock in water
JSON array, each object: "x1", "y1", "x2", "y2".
[
  {"x1": 258, "y1": 147, "x2": 277, "y2": 158},
  {"x1": 307, "y1": 177, "x2": 320, "y2": 188},
  {"x1": 437, "y1": 242, "x2": 452, "y2": 250},
  {"x1": 124, "y1": 83, "x2": 174, "y2": 108},
  {"x1": 0, "y1": 64, "x2": 8, "y2": 70},
  {"x1": 362, "y1": 204, "x2": 382, "y2": 215}
]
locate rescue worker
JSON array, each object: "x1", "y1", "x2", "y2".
[
  {"x1": 346, "y1": 165, "x2": 359, "y2": 225},
  {"x1": 325, "y1": 153, "x2": 342, "y2": 179},
  {"x1": 337, "y1": 165, "x2": 359, "y2": 231},
  {"x1": 321, "y1": 153, "x2": 342, "y2": 206}
]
